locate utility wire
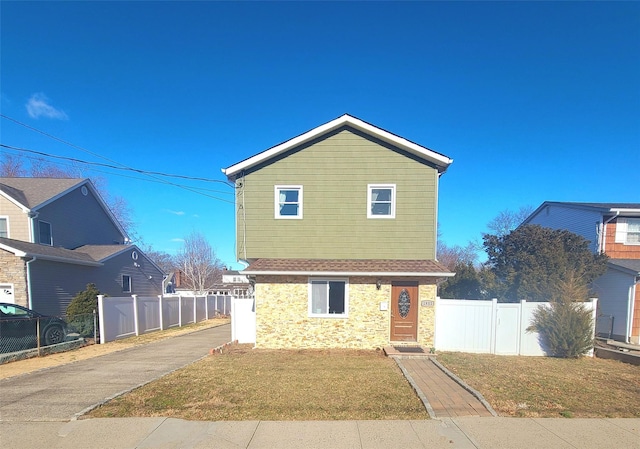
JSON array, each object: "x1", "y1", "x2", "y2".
[
  {"x1": 0, "y1": 143, "x2": 231, "y2": 185},
  {"x1": 0, "y1": 148, "x2": 233, "y2": 196},
  {"x1": 1, "y1": 114, "x2": 235, "y2": 202}
]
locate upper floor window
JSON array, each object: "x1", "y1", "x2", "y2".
[
  {"x1": 0, "y1": 217, "x2": 8, "y2": 238},
  {"x1": 275, "y1": 185, "x2": 303, "y2": 219},
  {"x1": 308, "y1": 278, "x2": 349, "y2": 318},
  {"x1": 616, "y1": 218, "x2": 640, "y2": 245},
  {"x1": 122, "y1": 275, "x2": 132, "y2": 293},
  {"x1": 368, "y1": 184, "x2": 396, "y2": 219},
  {"x1": 39, "y1": 221, "x2": 52, "y2": 246}
]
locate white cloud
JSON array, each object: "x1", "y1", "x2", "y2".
[
  {"x1": 170, "y1": 238, "x2": 185, "y2": 243},
  {"x1": 25, "y1": 93, "x2": 68, "y2": 120},
  {"x1": 165, "y1": 209, "x2": 185, "y2": 216}
]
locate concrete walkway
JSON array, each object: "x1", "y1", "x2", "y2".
[
  {"x1": 2, "y1": 416, "x2": 639, "y2": 448},
  {"x1": 0, "y1": 324, "x2": 231, "y2": 421}
]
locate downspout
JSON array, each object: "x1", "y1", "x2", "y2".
[
  {"x1": 600, "y1": 211, "x2": 620, "y2": 253},
  {"x1": 27, "y1": 211, "x2": 38, "y2": 243},
  {"x1": 26, "y1": 256, "x2": 36, "y2": 309},
  {"x1": 628, "y1": 276, "x2": 639, "y2": 344}
]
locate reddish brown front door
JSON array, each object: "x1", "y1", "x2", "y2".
[{"x1": 390, "y1": 282, "x2": 418, "y2": 341}]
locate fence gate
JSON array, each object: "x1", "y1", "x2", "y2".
[
  {"x1": 231, "y1": 295, "x2": 256, "y2": 344},
  {"x1": 435, "y1": 298, "x2": 597, "y2": 356}
]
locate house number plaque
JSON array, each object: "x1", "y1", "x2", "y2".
[{"x1": 398, "y1": 289, "x2": 410, "y2": 318}]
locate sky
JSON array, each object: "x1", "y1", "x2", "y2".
[{"x1": 1, "y1": 1, "x2": 639, "y2": 269}]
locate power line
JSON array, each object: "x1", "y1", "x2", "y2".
[
  {"x1": 0, "y1": 143, "x2": 231, "y2": 185},
  {"x1": 1, "y1": 114, "x2": 236, "y2": 203},
  {"x1": 0, "y1": 148, "x2": 234, "y2": 196}
]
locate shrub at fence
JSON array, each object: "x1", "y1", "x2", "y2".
[{"x1": 67, "y1": 283, "x2": 101, "y2": 338}]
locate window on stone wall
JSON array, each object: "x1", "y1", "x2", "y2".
[{"x1": 308, "y1": 278, "x2": 348, "y2": 317}]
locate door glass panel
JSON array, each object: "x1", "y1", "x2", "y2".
[{"x1": 398, "y1": 289, "x2": 410, "y2": 318}]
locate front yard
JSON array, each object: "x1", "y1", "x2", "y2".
[
  {"x1": 438, "y1": 352, "x2": 640, "y2": 418},
  {"x1": 89, "y1": 344, "x2": 640, "y2": 420},
  {"x1": 89, "y1": 344, "x2": 428, "y2": 421}
]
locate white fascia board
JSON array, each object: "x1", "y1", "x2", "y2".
[
  {"x1": 241, "y1": 270, "x2": 455, "y2": 277},
  {"x1": 0, "y1": 243, "x2": 27, "y2": 257},
  {"x1": 0, "y1": 190, "x2": 30, "y2": 212},
  {"x1": 223, "y1": 114, "x2": 453, "y2": 177},
  {"x1": 610, "y1": 208, "x2": 640, "y2": 216}
]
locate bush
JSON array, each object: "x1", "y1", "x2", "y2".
[
  {"x1": 66, "y1": 283, "x2": 102, "y2": 338},
  {"x1": 527, "y1": 300, "x2": 594, "y2": 358}
]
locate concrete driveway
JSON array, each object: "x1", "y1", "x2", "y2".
[{"x1": 0, "y1": 324, "x2": 231, "y2": 422}]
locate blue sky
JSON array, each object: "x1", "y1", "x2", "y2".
[{"x1": 1, "y1": 1, "x2": 639, "y2": 268}]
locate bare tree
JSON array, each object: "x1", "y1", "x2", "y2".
[
  {"x1": 174, "y1": 231, "x2": 223, "y2": 294},
  {"x1": 0, "y1": 154, "x2": 26, "y2": 177},
  {"x1": 437, "y1": 240, "x2": 479, "y2": 271},
  {"x1": 486, "y1": 206, "x2": 534, "y2": 238}
]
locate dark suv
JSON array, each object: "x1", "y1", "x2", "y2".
[{"x1": 0, "y1": 303, "x2": 67, "y2": 353}]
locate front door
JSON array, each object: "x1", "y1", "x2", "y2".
[{"x1": 390, "y1": 282, "x2": 418, "y2": 341}]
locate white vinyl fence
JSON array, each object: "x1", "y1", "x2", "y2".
[
  {"x1": 231, "y1": 296, "x2": 256, "y2": 344},
  {"x1": 97, "y1": 294, "x2": 231, "y2": 344},
  {"x1": 434, "y1": 297, "x2": 598, "y2": 356}
]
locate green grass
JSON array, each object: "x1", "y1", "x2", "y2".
[
  {"x1": 90, "y1": 344, "x2": 429, "y2": 421},
  {"x1": 437, "y1": 352, "x2": 640, "y2": 418}
]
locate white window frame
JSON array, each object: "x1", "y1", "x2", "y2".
[
  {"x1": 308, "y1": 278, "x2": 349, "y2": 318},
  {"x1": 367, "y1": 184, "x2": 396, "y2": 219},
  {"x1": 122, "y1": 275, "x2": 132, "y2": 293},
  {"x1": 0, "y1": 216, "x2": 9, "y2": 238},
  {"x1": 39, "y1": 220, "x2": 53, "y2": 246},
  {"x1": 275, "y1": 185, "x2": 303, "y2": 219},
  {"x1": 616, "y1": 218, "x2": 640, "y2": 245}
]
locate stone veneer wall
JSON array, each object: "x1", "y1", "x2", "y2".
[
  {"x1": 0, "y1": 252, "x2": 28, "y2": 307},
  {"x1": 255, "y1": 275, "x2": 438, "y2": 349}
]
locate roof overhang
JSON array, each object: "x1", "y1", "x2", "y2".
[
  {"x1": 242, "y1": 269, "x2": 455, "y2": 277},
  {"x1": 222, "y1": 114, "x2": 453, "y2": 179},
  {"x1": 0, "y1": 242, "x2": 103, "y2": 266}
]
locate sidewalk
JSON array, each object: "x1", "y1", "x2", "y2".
[{"x1": 2, "y1": 416, "x2": 639, "y2": 448}]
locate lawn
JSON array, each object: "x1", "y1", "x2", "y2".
[
  {"x1": 437, "y1": 352, "x2": 640, "y2": 418},
  {"x1": 89, "y1": 344, "x2": 429, "y2": 421}
]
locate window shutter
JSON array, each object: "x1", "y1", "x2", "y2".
[{"x1": 615, "y1": 218, "x2": 627, "y2": 243}]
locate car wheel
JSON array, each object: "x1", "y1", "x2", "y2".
[{"x1": 44, "y1": 325, "x2": 65, "y2": 345}]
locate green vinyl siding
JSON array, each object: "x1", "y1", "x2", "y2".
[{"x1": 236, "y1": 128, "x2": 439, "y2": 260}]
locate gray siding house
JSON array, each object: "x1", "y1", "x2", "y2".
[
  {"x1": 0, "y1": 178, "x2": 163, "y2": 316},
  {"x1": 523, "y1": 202, "x2": 640, "y2": 343}
]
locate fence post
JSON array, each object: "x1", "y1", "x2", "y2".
[
  {"x1": 205, "y1": 295, "x2": 209, "y2": 320},
  {"x1": 194, "y1": 296, "x2": 197, "y2": 323},
  {"x1": 589, "y1": 298, "x2": 598, "y2": 357},
  {"x1": 98, "y1": 295, "x2": 106, "y2": 344},
  {"x1": 159, "y1": 295, "x2": 164, "y2": 331},
  {"x1": 178, "y1": 295, "x2": 183, "y2": 327},
  {"x1": 132, "y1": 295, "x2": 139, "y2": 336},
  {"x1": 490, "y1": 298, "x2": 498, "y2": 354}
]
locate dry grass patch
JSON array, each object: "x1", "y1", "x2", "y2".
[
  {"x1": 90, "y1": 344, "x2": 428, "y2": 421},
  {"x1": 438, "y1": 352, "x2": 640, "y2": 418}
]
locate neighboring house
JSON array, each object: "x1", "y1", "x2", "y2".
[
  {"x1": 523, "y1": 202, "x2": 640, "y2": 343},
  {"x1": 0, "y1": 177, "x2": 164, "y2": 316},
  {"x1": 222, "y1": 114, "x2": 454, "y2": 349}
]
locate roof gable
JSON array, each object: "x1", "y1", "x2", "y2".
[
  {"x1": 222, "y1": 114, "x2": 453, "y2": 178},
  {"x1": 524, "y1": 202, "x2": 640, "y2": 225},
  {"x1": 0, "y1": 177, "x2": 85, "y2": 209},
  {"x1": 0, "y1": 177, "x2": 128, "y2": 240}
]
